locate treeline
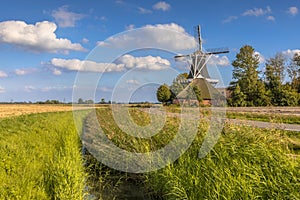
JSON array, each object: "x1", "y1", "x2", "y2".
[{"x1": 228, "y1": 45, "x2": 300, "y2": 107}]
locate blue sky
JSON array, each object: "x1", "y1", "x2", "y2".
[{"x1": 0, "y1": 0, "x2": 299, "y2": 102}]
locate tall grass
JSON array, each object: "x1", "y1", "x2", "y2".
[
  {"x1": 0, "y1": 111, "x2": 88, "y2": 199},
  {"x1": 146, "y1": 125, "x2": 300, "y2": 199},
  {"x1": 87, "y1": 107, "x2": 300, "y2": 199}
]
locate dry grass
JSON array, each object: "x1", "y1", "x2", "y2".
[{"x1": 0, "y1": 104, "x2": 75, "y2": 118}]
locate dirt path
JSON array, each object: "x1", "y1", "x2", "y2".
[{"x1": 226, "y1": 118, "x2": 300, "y2": 132}]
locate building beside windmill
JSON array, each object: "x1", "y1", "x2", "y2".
[{"x1": 173, "y1": 25, "x2": 229, "y2": 105}]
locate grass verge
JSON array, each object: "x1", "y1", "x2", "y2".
[{"x1": 0, "y1": 111, "x2": 88, "y2": 199}]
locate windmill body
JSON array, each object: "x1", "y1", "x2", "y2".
[{"x1": 174, "y1": 25, "x2": 229, "y2": 104}]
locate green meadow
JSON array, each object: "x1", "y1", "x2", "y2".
[{"x1": 0, "y1": 106, "x2": 299, "y2": 199}]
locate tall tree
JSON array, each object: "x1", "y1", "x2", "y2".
[
  {"x1": 169, "y1": 73, "x2": 189, "y2": 100},
  {"x1": 230, "y1": 45, "x2": 269, "y2": 106},
  {"x1": 287, "y1": 53, "x2": 300, "y2": 92},
  {"x1": 264, "y1": 53, "x2": 286, "y2": 105},
  {"x1": 156, "y1": 84, "x2": 171, "y2": 105},
  {"x1": 228, "y1": 84, "x2": 246, "y2": 107}
]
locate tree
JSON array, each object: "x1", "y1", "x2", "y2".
[
  {"x1": 287, "y1": 53, "x2": 300, "y2": 92},
  {"x1": 156, "y1": 84, "x2": 171, "y2": 105},
  {"x1": 100, "y1": 98, "x2": 105, "y2": 104},
  {"x1": 230, "y1": 45, "x2": 269, "y2": 106},
  {"x1": 228, "y1": 84, "x2": 246, "y2": 107},
  {"x1": 78, "y1": 98, "x2": 84, "y2": 104},
  {"x1": 169, "y1": 73, "x2": 189, "y2": 100},
  {"x1": 265, "y1": 53, "x2": 286, "y2": 105}
]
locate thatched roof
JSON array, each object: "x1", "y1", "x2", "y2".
[{"x1": 176, "y1": 78, "x2": 220, "y2": 100}]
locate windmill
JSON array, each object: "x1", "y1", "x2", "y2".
[{"x1": 174, "y1": 25, "x2": 229, "y2": 85}]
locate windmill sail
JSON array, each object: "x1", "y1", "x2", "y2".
[{"x1": 174, "y1": 24, "x2": 229, "y2": 87}]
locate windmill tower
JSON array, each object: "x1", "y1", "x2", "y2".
[{"x1": 174, "y1": 25, "x2": 229, "y2": 85}]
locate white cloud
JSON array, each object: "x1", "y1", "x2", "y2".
[
  {"x1": 53, "y1": 68, "x2": 62, "y2": 75},
  {"x1": 0, "y1": 20, "x2": 86, "y2": 53},
  {"x1": 24, "y1": 85, "x2": 36, "y2": 92},
  {"x1": 115, "y1": 54, "x2": 170, "y2": 70},
  {"x1": 0, "y1": 86, "x2": 5, "y2": 93},
  {"x1": 0, "y1": 70, "x2": 8, "y2": 78},
  {"x1": 97, "y1": 23, "x2": 195, "y2": 51},
  {"x1": 153, "y1": 1, "x2": 171, "y2": 11},
  {"x1": 222, "y1": 16, "x2": 238, "y2": 23},
  {"x1": 242, "y1": 6, "x2": 271, "y2": 17},
  {"x1": 51, "y1": 58, "x2": 125, "y2": 72},
  {"x1": 126, "y1": 79, "x2": 140, "y2": 84},
  {"x1": 15, "y1": 69, "x2": 26, "y2": 75},
  {"x1": 287, "y1": 6, "x2": 298, "y2": 16},
  {"x1": 282, "y1": 49, "x2": 300, "y2": 58},
  {"x1": 266, "y1": 15, "x2": 275, "y2": 21},
  {"x1": 82, "y1": 38, "x2": 89, "y2": 43},
  {"x1": 208, "y1": 55, "x2": 230, "y2": 66},
  {"x1": 138, "y1": 7, "x2": 152, "y2": 14},
  {"x1": 41, "y1": 85, "x2": 71, "y2": 92},
  {"x1": 51, "y1": 55, "x2": 170, "y2": 72},
  {"x1": 254, "y1": 51, "x2": 265, "y2": 64},
  {"x1": 14, "y1": 68, "x2": 37, "y2": 76},
  {"x1": 51, "y1": 6, "x2": 85, "y2": 27}
]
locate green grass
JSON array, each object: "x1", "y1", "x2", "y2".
[
  {"x1": 226, "y1": 111, "x2": 300, "y2": 124},
  {"x1": 0, "y1": 111, "x2": 89, "y2": 200},
  {"x1": 85, "y1": 107, "x2": 300, "y2": 199}
]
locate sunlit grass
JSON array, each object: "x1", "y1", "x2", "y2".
[{"x1": 0, "y1": 111, "x2": 88, "y2": 199}]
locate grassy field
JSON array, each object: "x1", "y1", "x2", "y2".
[
  {"x1": 1, "y1": 105, "x2": 300, "y2": 199},
  {"x1": 83, "y1": 107, "x2": 300, "y2": 199},
  {"x1": 0, "y1": 110, "x2": 89, "y2": 199}
]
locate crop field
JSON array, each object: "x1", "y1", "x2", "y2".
[
  {"x1": 1, "y1": 105, "x2": 300, "y2": 199},
  {"x1": 0, "y1": 104, "x2": 74, "y2": 118}
]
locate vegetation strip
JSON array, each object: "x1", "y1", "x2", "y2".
[
  {"x1": 83, "y1": 107, "x2": 300, "y2": 199},
  {"x1": 0, "y1": 111, "x2": 88, "y2": 199}
]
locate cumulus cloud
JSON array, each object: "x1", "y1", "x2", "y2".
[
  {"x1": 153, "y1": 1, "x2": 171, "y2": 11},
  {"x1": 51, "y1": 58, "x2": 124, "y2": 73},
  {"x1": 115, "y1": 54, "x2": 170, "y2": 70},
  {"x1": 254, "y1": 51, "x2": 265, "y2": 64},
  {"x1": 207, "y1": 55, "x2": 230, "y2": 66},
  {"x1": 0, "y1": 20, "x2": 86, "y2": 53},
  {"x1": 222, "y1": 16, "x2": 238, "y2": 23},
  {"x1": 266, "y1": 15, "x2": 275, "y2": 21},
  {"x1": 51, "y1": 6, "x2": 85, "y2": 27},
  {"x1": 97, "y1": 23, "x2": 195, "y2": 51},
  {"x1": 287, "y1": 6, "x2": 298, "y2": 16},
  {"x1": 0, "y1": 86, "x2": 5, "y2": 93},
  {"x1": 138, "y1": 7, "x2": 152, "y2": 14},
  {"x1": 50, "y1": 55, "x2": 170, "y2": 72},
  {"x1": 0, "y1": 70, "x2": 8, "y2": 78},
  {"x1": 53, "y1": 68, "x2": 62, "y2": 75},
  {"x1": 242, "y1": 6, "x2": 271, "y2": 17},
  {"x1": 282, "y1": 49, "x2": 300, "y2": 58}
]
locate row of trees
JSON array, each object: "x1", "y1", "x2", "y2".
[{"x1": 228, "y1": 45, "x2": 300, "y2": 106}]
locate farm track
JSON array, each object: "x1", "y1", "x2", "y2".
[{"x1": 138, "y1": 106, "x2": 300, "y2": 132}]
